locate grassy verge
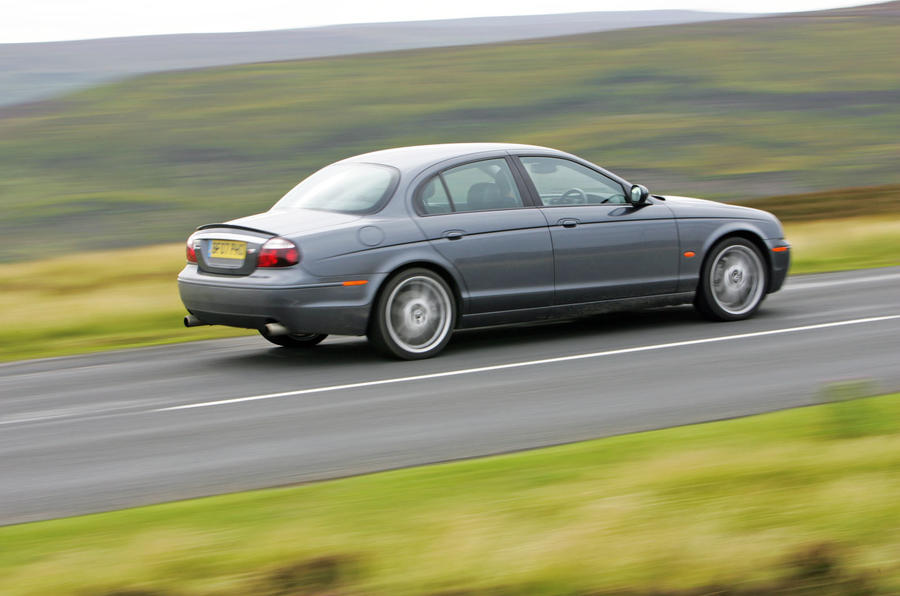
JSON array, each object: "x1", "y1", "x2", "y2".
[
  {"x1": 0, "y1": 244, "x2": 252, "y2": 362},
  {"x1": 1, "y1": 391, "x2": 898, "y2": 595},
  {"x1": 2, "y1": 215, "x2": 898, "y2": 362},
  {"x1": 784, "y1": 215, "x2": 900, "y2": 274}
]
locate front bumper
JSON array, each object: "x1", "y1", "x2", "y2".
[
  {"x1": 766, "y1": 238, "x2": 791, "y2": 294},
  {"x1": 767, "y1": 239, "x2": 791, "y2": 293},
  {"x1": 177, "y1": 266, "x2": 387, "y2": 336}
]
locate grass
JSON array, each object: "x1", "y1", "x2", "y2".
[
  {"x1": 0, "y1": 244, "x2": 251, "y2": 362},
  {"x1": 1, "y1": 212, "x2": 898, "y2": 362},
  {"x1": 1, "y1": 5, "x2": 899, "y2": 261},
  {"x1": 780, "y1": 215, "x2": 900, "y2": 274},
  {"x1": 0, "y1": 392, "x2": 897, "y2": 595}
]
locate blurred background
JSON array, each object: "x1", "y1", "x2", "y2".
[{"x1": 2, "y1": 1, "x2": 899, "y2": 261}]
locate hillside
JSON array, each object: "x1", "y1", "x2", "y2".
[
  {"x1": 0, "y1": 10, "x2": 751, "y2": 107},
  {"x1": 0, "y1": 3, "x2": 898, "y2": 261}
]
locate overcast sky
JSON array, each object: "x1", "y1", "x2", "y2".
[{"x1": 2, "y1": 0, "x2": 866, "y2": 44}]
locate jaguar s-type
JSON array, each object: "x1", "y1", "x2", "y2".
[{"x1": 178, "y1": 143, "x2": 790, "y2": 359}]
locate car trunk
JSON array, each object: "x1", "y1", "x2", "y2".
[{"x1": 191, "y1": 209, "x2": 361, "y2": 275}]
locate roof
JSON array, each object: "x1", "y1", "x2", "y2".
[{"x1": 342, "y1": 143, "x2": 560, "y2": 171}]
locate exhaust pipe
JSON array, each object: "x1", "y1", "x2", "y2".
[
  {"x1": 264, "y1": 322, "x2": 290, "y2": 337},
  {"x1": 183, "y1": 314, "x2": 208, "y2": 328}
]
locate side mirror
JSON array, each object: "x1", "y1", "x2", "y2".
[{"x1": 629, "y1": 184, "x2": 649, "y2": 206}]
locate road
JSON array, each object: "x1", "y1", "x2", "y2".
[{"x1": 2, "y1": 267, "x2": 899, "y2": 525}]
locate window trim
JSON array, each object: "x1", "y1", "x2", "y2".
[{"x1": 414, "y1": 174, "x2": 456, "y2": 216}]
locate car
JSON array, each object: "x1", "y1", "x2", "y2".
[{"x1": 178, "y1": 143, "x2": 790, "y2": 359}]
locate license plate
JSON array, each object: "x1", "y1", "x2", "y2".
[{"x1": 209, "y1": 240, "x2": 247, "y2": 260}]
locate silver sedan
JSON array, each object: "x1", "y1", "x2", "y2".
[{"x1": 179, "y1": 143, "x2": 790, "y2": 359}]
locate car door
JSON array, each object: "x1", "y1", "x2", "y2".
[
  {"x1": 515, "y1": 155, "x2": 679, "y2": 304},
  {"x1": 412, "y1": 157, "x2": 554, "y2": 314}
]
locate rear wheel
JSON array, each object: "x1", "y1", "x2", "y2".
[
  {"x1": 695, "y1": 237, "x2": 767, "y2": 321},
  {"x1": 368, "y1": 268, "x2": 456, "y2": 359},
  {"x1": 259, "y1": 329, "x2": 328, "y2": 348}
]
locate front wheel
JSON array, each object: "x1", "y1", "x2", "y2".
[
  {"x1": 695, "y1": 237, "x2": 768, "y2": 321},
  {"x1": 368, "y1": 268, "x2": 456, "y2": 359},
  {"x1": 259, "y1": 329, "x2": 328, "y2": 348}
]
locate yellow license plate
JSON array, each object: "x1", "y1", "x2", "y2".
[{"x1": 209, "y1": 240, "x2": 247, "y2": 260}]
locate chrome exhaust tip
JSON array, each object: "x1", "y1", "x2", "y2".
[
  {"x1": 183, "y1": 314, "x2": 207, "y2": 327},
  {"x1": 264, "y1": 322, "x2": 290, "y2": 337}
]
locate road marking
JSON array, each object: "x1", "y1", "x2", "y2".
[
  {"x1": 785, "y1": 272, "x2": 900, "y2": 291},
  {"x1": 157, "y1": 314, "x2": 900, "y2": 412},
  {"x1": 0, "y1": 399, "x2": 161, "y2": 426}
]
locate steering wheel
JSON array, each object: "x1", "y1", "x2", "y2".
[{"x1": 559, "y1": 188, "x2": 587, "y2": 205}]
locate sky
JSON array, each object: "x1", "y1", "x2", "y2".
[{"x1": 1, "y1": 0, "x2": 867, "y2": 44}]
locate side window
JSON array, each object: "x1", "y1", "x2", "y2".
[
  {"x1": 418, "y1": 177, "x2": 453, "y2": 214},
  {"x1": 520, "y1": 157, "x2": 626, "y2": 206},
  {"x1": 441, "y1": 158, "x2": 524, "y2": 212}
]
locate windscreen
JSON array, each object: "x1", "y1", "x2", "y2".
[{"x1": 271, "y1": 163, "x2": 399, "y2": 214}]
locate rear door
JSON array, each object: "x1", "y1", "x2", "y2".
[
  {"x1": 412, "y1": 157, "x2": 554, "y2": 314},
  {"x1": 515, "y1": 155, "x2": 679, "y2": 304}
]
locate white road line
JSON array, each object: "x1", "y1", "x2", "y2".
[
  {"x1": 785, "y1": 272, "x2": 900, "y2": 291},
  {"x1": 156, "y1": 314, "x2": 900, "y2": 412}
]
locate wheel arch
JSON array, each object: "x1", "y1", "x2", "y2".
[
  {"x1": 367, "y1": 260, "x2": 465, "y2": 331},
  {"x1": 700, "y1": 227, "x2": 774, "y2": 293}
]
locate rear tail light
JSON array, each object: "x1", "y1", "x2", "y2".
[
  {"x1": 186, "y1": 234, "x2": 198, "y2": 263},
  {"x1": 258, "y1": 237, "x2": 300, "y2": 267}
]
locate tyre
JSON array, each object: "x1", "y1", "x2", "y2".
[
  {"x1": 259, "y1": 328, "x2": 328, "y2": 348},
  {"x1": 695, "y1": 237, "x2": 768, "y2": 321},
  {"x1": 368, "y1": 268, "x2": 456, "y2": 359}
]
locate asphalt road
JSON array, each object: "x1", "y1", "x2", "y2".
[{"x1": 2, "y1": 267, "x2": 899, "y2": 525}]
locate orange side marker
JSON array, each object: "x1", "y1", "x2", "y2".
[
  {"x1": 683, "y1": 251, "x2": 696, "y2": 258},
  {"x1": 772, "y1": 246, "x2": 789, "y2": 253},
  {"x1": 342, "y1": 280, "x2": 368, "y2": 286}
]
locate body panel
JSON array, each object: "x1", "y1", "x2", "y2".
[
  {"x1": 662, "y1": 195, "x2": 788, "y2": 294},
  {"x1": 539, "y1": 201, "x2": 679, "y2": 303}
]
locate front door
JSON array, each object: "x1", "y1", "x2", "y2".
[{"x1": 516, "y1": 156, "x2": 679, "y2": 304}]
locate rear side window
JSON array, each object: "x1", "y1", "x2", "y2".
[{"x1": 417, "y1": 158, "x2": 524, "y2": 214}]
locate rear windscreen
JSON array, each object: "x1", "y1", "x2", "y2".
[{"x1": 271, "y1": 163, "x2": 399, "y2": 214}]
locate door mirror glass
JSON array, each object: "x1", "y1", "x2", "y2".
[{"x1": 629, "y1": 184, "x2": 649, "y2": 206}]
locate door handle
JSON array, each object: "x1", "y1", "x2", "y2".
[
  {"x1": 443, "y1": 230, "x2": 465, "y2": 240},
  {"x1": 558, "y1": 218, "x2": 579, "y2": 228}
]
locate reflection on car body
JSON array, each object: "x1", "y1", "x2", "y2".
[{"x1": 178, "y1": 143, "x2": 790, "y2": 359}]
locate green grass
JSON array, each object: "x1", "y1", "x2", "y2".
[
  {"x1": 1, "y1": 6, "x2": 899, "y2": 261},
  {"x1": 1, "y1": 211, "x2": 898, "y2": 362},
  {"x1": 1, "y1": 392, "x2": 897, "y2": 595},
  {"x1": 783, "y1": 215, "x2": 900, "y2": 274},
  {"x1": 0, "y1": 244, "x2": 252, "y2": 362}
]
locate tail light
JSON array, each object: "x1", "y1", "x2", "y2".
[
  {"x1": 258, "y1": 237, "x2": 300, "y2": 267},
  {"x1": 186, "y1": 234, "x2": 198, "y2": 263}
]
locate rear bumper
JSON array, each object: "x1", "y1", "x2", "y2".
[{"x1": 177, "y1": 268, "x2": 386, "y2": 336}]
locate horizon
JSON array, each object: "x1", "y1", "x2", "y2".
[{"x1": 3, "y1": 0, "x2": 867, "y2": 44}]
